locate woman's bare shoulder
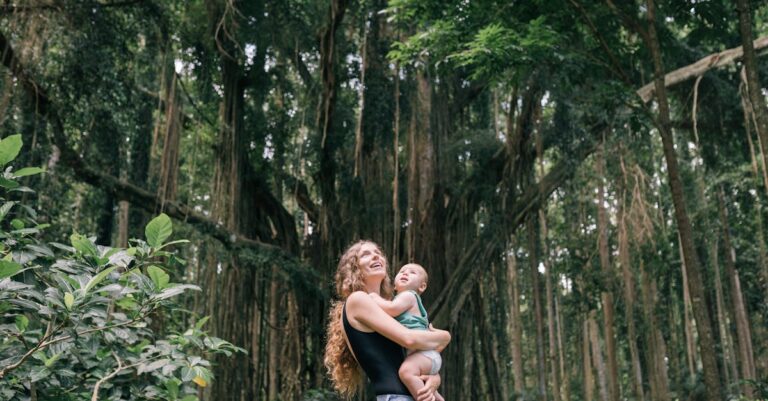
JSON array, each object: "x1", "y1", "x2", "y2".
[
  {"x1": 344, "y1": 291, "x2": 376, "y2": 331},
  {"x1": 346, "y1": 291, "x2": 371, "y2": 308}
]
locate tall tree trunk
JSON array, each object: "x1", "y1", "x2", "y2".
[
  {"x1": 679, "y1": 233, "x2": 698, "y2": 382},
  {"x1": 316, "y1": 0, "x2": 349, "y2": 268},
  {"x1": 206, "y1": 52, "x2": 257, "y2": 401},
  {"x1": 595, "y1": 144, "x2": 619, "y2": 401},
  {"x1": 126, "y1": 80, "x2": 154, "y2": 243},
  {"x1": 93, "y1": 109, "x2": 119, "y2": 245},
  {"x1": 354, "y1": 0, "x2": 394, "y2": 247},
  {"x1": 457, "y1": 316, "x2": 475, "y2": 401},
  {"x1": 537, "y1": 126, "x2": 560, "y2": 401},
  {"x1": 555, "y1": 291, "x2": 569, "y2": 401},
  {"x1": 617, "y1": 177, "x2": 645, "y2": 401},
  {"x1": 711, "y1": 236, "x2": 740, "y2": 385},
  {"x1": 353, "y1": 20, "x2": 368, "y2": 180},
  {"x1": 506, "y1": 244, "x2": 525, "y2": 398},
  {"x1": 742, "y1": 105, "x2": 768, "y2": 291},
  {"x1": 645, "y1": 1, "x2": 722, "y2": 398},
  {"x1": 267, "y1": 268, "x2": 280, "y2": 401},
  {"x1": 405, "y1": 68, "x2": 446, "y2": 294},
  {"x1": 473, "y1": 297, "x2": 492, "y2": 400},
  {"x1": 157, "y1": 74, "x2": 182, "y2": 203},
  {"x1": 667, "y1": 281, "x2": 684, "y2": 389},
  {"x1": 588, "y1": 311, "x2": 609, "y2": 401},
  {"x1": 117, "y1": 200, "x2": 129, "y2": 247},
  {"x1": 541, "y1": 209, "x2": 560, "y2": 401},
  {"x1": 583, "y1": 318, "x2": 595, "y2": 401},
  {"x1": 204, "y1": 1, "x2": 269, "y2": 399},
  {"x1": 481, "y1": 268, "x2": 506, "y2": 401},
  {"x1": 527, "y1": 216, "x2": 548, "y2": 401},
  {"x1": 736, "y1": 0, "x2": 768, "y2": 192},
  {"x1": 640, "y1": 260, "x2": 670, "y2": 401},
  {"x1": 717, "y1": 188, "x2": 757, "y2": 397},
  {"x1": 392, "y1": 58, "x2": 401, "y2": 268}
]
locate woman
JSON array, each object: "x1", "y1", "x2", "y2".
[{"x1": 325, "y1": 240, "x2": 451, "y2": 401}]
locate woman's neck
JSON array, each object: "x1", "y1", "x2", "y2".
[{"x1": 364, "y1": 280, "x2": 381, "y2": 294}]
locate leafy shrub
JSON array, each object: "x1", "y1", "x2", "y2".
[{"x1": 0, "y1": 135, "x2": 244, "y2": 400}]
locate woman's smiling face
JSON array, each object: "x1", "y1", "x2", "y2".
[{"x1": 357, "y1": 242, "x2": 387, "y2": 280}]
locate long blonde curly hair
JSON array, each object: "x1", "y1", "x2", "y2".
[{"x1": 324, "y1": 240, "x2": 394, "y2": 398}]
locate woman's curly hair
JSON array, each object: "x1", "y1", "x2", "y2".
[{"x1": 324, "y1": 240, "x2": 393, "y2": 398}]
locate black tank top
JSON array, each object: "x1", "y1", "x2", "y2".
[{"x1": 343, "y1": 302, "x2": 409, "y2": 395}]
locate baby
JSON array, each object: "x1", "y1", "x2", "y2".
[{"x1": 369, "y1": 263, "x2": 443, "y2": 398}]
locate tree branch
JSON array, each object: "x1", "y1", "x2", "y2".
[
  {"x1": 636, "y1": 36, "x2": 768, "y2": 102},
  {"x1": 0, "y1": 0, "x2": 145, "y2": 14},
  {"x1": 91, "y1": 352, "x2": 125, "y2": 401},
  {"x1": 282, "y1": 173, "x2": 318, "y2": 223},
  {"x1": 0, "y1": 319, "x2": 67, "y2": 379}
]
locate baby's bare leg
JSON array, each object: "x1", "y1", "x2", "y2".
[{"x1": 399, "y1": 352, "x2": 434, "y2": 397}]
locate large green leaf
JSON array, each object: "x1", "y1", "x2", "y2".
[
  {"x1": 152, "y1": 284, "x2": 201, "y2": 301},
  {"x1": 165, "y1": 378, "x2": 181, "y2": 400},
  {"x1": 70, "y1": 234, "x2": 98, "y2": 257},
  {"x1": 0, "y1": 177, "x2": 19, "y2": 189},
  {"x1": 147, "y1": 265, "x2": 170, "y2": 290},
  {"x1": 12, "y1": 167, "x2": 45, "y2": 178},
  {"x1": 145, "y1": 213, "x2": 173, "y2": 248},
  {"x1": 0, "y1": 260, "x2": 22, "y2": 279},
  {"x1": 0, "y1": 134, "x2": 22, "y2": 166},
  {"x1": 0, "y1": 201, "x2": 15, "y2": 221},
  {"x1": 83, "y1": 266, "x2": 116, "y2": 293},
  {"x1": 14, "y1": 315, "x2": 28, "y2": 332},
  {"x1": 63, "y1": 292, "x2": 74, "y2": 310}
]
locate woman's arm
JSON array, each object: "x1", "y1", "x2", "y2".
[
  {"x1": 369, "y1": 291, "x2": 415, "y2": 317},
  {"x1": 347, "y1": 292, "x2": 450, "y2": 351}
]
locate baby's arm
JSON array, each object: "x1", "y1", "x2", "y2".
[{"x1": 369, "y1": 291, "x2": 416, "y2": 317}]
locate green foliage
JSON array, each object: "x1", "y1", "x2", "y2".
[
  {"x1": 388, "y1": 20, "x2": 462, "y2": 65},
  {"x1": 145, "y1": 213, "x2": 173, "y2": 248},
  {"x1": 0, "y1": 135, "x2": 22, "y2": 166},
  {"x1": 0, "y1": 138, "x2": 244, "y2": 400},
  {"x1": 450, "y1": 18, "x2": 558, "y2": 81}
]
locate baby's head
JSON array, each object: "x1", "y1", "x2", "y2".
[{"x1": 394, "y1": 263, "x2": 429, "y2": 294}]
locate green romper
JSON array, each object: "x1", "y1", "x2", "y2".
[
  {"x1": 395, "y1": 290, "x2": 429, "y2": 330},
  {"x1": 394, "y1": 290, "x2": 442, "y2": 375}
]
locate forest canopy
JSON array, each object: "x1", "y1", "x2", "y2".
[{"x1": 0, "y1": 0, "x2": 766, "y2": 400}]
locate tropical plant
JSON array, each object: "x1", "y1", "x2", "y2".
[{"x1": 0, "y1": 135, "x2": 244, "y2": 400}]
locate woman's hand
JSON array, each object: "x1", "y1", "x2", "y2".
[
  {"x1": 428, "y1": 324, "x2": 451, "y2": 352},
  {"x1": 416, "y1": 374, "x2": 441, "y2": 401}
]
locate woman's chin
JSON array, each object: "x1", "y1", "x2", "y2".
[{"x1": 363, "y1": 270, "x2": 386, "y2": 281}]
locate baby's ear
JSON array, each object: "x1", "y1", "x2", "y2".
[{"x1": 418, "y1": 280, "x2": 428, "y2": 294}]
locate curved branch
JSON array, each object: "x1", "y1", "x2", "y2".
[
  {"x1": 636, "y1": 37, "x2": 768, "y2": 102},
  {"x1": 91, "y1": 352, "x2": 125, "y2": 401}
]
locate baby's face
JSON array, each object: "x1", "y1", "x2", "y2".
[{"x1": 394, "y1": 264, "x2": 428, "y2": 294}]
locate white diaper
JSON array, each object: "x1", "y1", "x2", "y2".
[{"x1": 414, "y1": 350, "x2": 442, "y2": 375}]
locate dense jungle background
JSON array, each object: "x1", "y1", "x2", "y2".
[{"x1": 0, "y1": 0, "x2": 767, "y2": 400}]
